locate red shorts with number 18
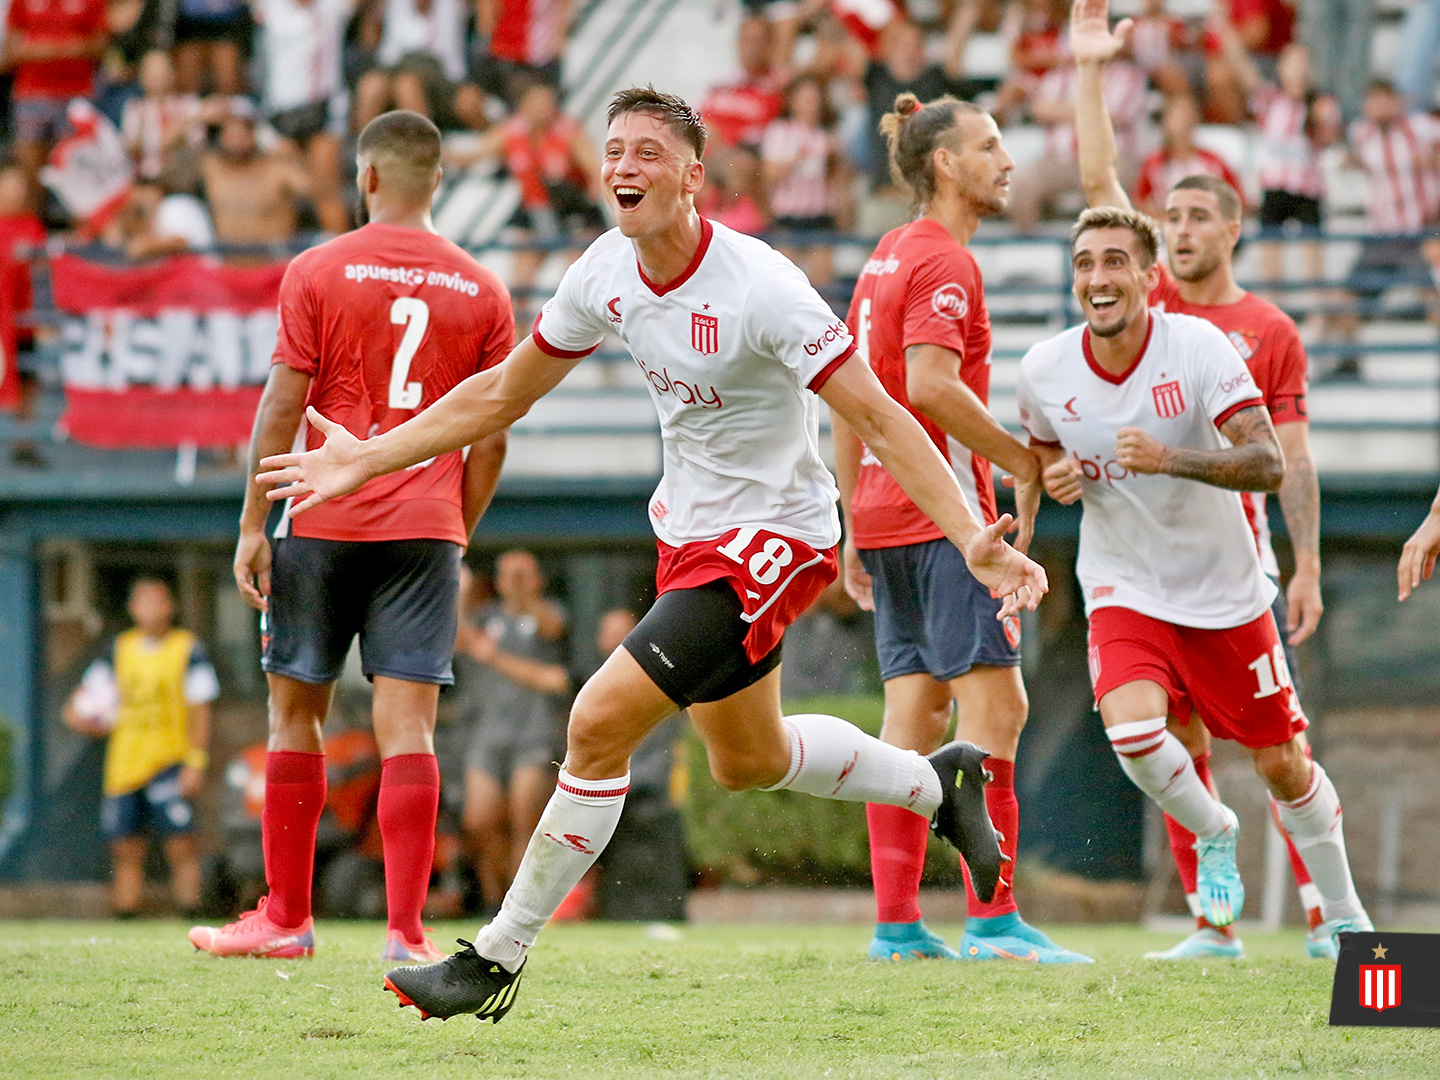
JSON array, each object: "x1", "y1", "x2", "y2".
[
  {"x1": 1087, "y1": 606, "x2": 1308, "y2": 750},
  {"x1": 656, "y1": 527, "x2": 839, "y2": 664}
]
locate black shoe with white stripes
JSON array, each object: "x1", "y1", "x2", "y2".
[{"x1": 384, "y1": 939, "x2": 524, "y2": 1023}]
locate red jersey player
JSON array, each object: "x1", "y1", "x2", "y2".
[
  {"x1": 1019, "y1": 203, "x2": 1372, "y2": 957},
  {"x1": 1072, "y1": 0, "x2": 1341, "y2": 959},
  {"x1": 836, "y1": 93, "x2": 1089, "y2": 965},
  {"x1": 190, "y1": 111, "x2": 515, "y2": 962},
  {"x1": 257, "y1": 87, "x2": 1048, "y2": 1022}
]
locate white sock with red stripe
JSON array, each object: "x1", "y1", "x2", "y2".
[
  {"x1": 476, "y1": 769, "x2": 630, "y2": 971},
  {"x1": 763, "y1": 713, "x2": 943, "y2": 817},
  {"x1": 1106, "y1": 718, "x2": 1228, "y2": 839},
  {"x1": 1273, "y1": 763, "x2": 1365, "y2": 923}
]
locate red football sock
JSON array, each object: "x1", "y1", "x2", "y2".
[
  {"x1": 867, "y1": 802, "x2": 929, "y2": 924},
  {"x1": 262, "y1": 750, "x2": 327, "y2": 930},
  {"x1": 963, "y1": 757, "x2": 1019, "y2": 918},
  {"x1": 378, "y1": 753, "x2": 440, "y2": 941}
]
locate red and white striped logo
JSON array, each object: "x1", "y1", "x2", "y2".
[
  {"x1": 1152, "y1": 380, "x2": 1186, "y2": 419},
  {"x1": 1359, "y1": 964, "x2": 1401, "y2": 1012},
  {"x1": 692, "y1": 312, "x2": 719, "y2": 355}
]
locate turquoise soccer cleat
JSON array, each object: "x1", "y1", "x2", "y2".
[
  {"x1": 1194, "y1": 805, "x2": 1244, "y2": 927},
  {"x1": 1317, "y1": 914, "x2": 1374, "y2": 958},
  {"x1": 1305, "y1": 924, "x2": 1339, "y2": 960},
  {"x1": 1144, "y1": 927, "x2": 1245, "y2": 960},
  {"x1": 963, "y1": 914, "x2": 1094, "y2": 964},
  {"x1": 868, "y1": 920, "x2": 961, "y2": 961}
]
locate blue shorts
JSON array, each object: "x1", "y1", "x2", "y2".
[
  {"x1": 858, "y1": 537, "x2": 1022, "y2": 682},
  {"x1": 101, "y1": 764, "x2": 195, "y2": 840},
  {"x1": 263, "y1": 536, "x2": 461, "y2": 685}
]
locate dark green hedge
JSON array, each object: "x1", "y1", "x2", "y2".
[{"x1": 679, "y1": 695, "x2": 965, "y2": 887}]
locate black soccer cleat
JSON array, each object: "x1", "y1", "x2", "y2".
[
  {"x1": 927, "y1": 740, "x2": 1006, "y2": 903},
  {"x1": 383, "y1": 939, "x2": 524, "y2": 1023}
]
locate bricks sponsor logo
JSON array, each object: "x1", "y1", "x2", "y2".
[
  {"x1": 803, "y1": 319, "x2": 851, "y2": 356},
  {"x1": 1219, "y1": 371, "x2": 1253, "y2": 394}
]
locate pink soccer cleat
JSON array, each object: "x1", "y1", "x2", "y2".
[
  {"x1": 189, "y1": 896, "x2": 315, "y2": 958},
  {"x1": 382, "y1": 929, "x2": 447, "y2": 963}
]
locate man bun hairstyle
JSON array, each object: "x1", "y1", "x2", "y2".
[
  {"x1": 1071, "y1": 205, "x2": 1163, "y2": 268},
  {"x1": 880, "y1": 93, "x2": 986, "y2": 209},
  {"x1": 608, "y1": 85, "x2": 707, "y2": 160},
  {"x1": 1172, "y1": 174, "x2": 1243, "y2": 222}
]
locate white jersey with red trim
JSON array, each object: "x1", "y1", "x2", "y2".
[
  {"x1": 533, "y1": 218, "x2": 851, "y2": 549},
  {"x1": 1017, "y1": 309, "x2": 1278, "y2": 629}
]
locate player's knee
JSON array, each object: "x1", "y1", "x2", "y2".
[
  {"x1": 707, "y1": 754, "x2": 776, "y2": 792},
  {"x1": 563, "y1": 698, "x2": 628, "y2": 776},
  {"x1": 1254, "y1": 740, "x2": 1310, "y2": 799}
]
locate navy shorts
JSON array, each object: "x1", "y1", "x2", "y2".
[
  {"x1": 264, "y1": 536, "x2": 461, "y2": 685},
  {"x1": 858, "y1": 537, "x2": 1022, "y2": 683},
  {"x1": 101, "y1": 764, "x2": 195, "y2": 840}
]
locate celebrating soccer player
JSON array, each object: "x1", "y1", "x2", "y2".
[
  {"x1": 190, "y1": 111, "x2": 515, "y2": 963},
  {"x1": 1070, "y1": 0, "x2": 1348, "y2": 960},
  {"x1": 1017, "y1": 202, "x2": 1372, "y2": 956},
  {"x1": 256, "y1": 86, "x2": 1048, "y2": 1023},
  {"x1": 837, "y1": 92, "x2": 1090, "y2": 964}
]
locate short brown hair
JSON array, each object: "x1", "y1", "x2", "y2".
[
  {"x1": 356, "y1": 110, "x2": 442, "y2": 202},
  {"x1": 879, "y1": 93, "x2": 987, "y2": 208},
  {"x1": 1172, "y1": 174, "x2": 1242, "y2": 222},
  {"x1": 1071, "y1": 205, "x2": 1162, "y2": 268},
  {"x1": 607, "y1": 86, "x2": 707, "y2": 160}
]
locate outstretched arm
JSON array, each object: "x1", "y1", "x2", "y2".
[
  {"x1": 820, "y1": 357, "x2": 1047, "y2": 615},
  {"x1": 1398, "y1": 486, "x2": 1440, "y2": 601},
  {"x1": 1070, "y1": 0, "x2": 1135, "y2": 211},
  {"x1": 1115, "y1": 404, "x2": 1285, "y2": 492},
  {"x1": 258, "y1": 336, "x2": 581, "y2": 514}
]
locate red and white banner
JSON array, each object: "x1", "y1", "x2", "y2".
[
  {"x1": 40, "y1": 100, "x2": 133, "y2": 239},
  {"x1": 51, "y1": 254, "x2": 288, "y2": 447}
]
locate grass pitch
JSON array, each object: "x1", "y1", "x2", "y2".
[{"x1": 2, "y1": 920, "x2": 1436, "y2": 1079}]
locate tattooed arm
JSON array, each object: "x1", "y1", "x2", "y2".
[
  {"x1": 1275, "y1": 420, "x2": 1323, "y2": 642},
  {"x1": 1114, "y1": 405, "x2": 1285, "y2": 492}
]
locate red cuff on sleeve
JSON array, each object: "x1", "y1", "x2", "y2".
[
  {"x1": 1213, "y1": 397, "x2": 1267, "y2": 429},
  {"x1": 531, "y1": 313, "x2": 600, "y2": 360},
  {"x1": 807, "y1": 342, "x2": 856, "y2": 393},
  {"x1": 1268, "y1": 393, "x2": 1308, "y2": 424},
  {"x1": 1029, "y1": 436, "x2": 1063, "y2": 448}
]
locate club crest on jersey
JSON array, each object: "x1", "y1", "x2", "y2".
[
  {"x1": 1152, "y1": 380, "x2": 1186, "y2": 419},
  {"x1": 1360, "y1": 964, "x2": 1401, "y2": 1011},
  {"x1": 1226, "y1": 329, "x2": 1259, "y2": 360},
  {"x1": 692, "y1": 312, "x2": 719, "y2": 355},
  {"x1": 931, "y1": 282, "x2": 968, "y2": 320}
]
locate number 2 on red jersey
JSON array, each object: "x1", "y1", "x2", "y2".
[{"x1": 388, "y1": 297, "x2": 429, "y2": 410}]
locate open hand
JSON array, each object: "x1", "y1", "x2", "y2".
[
  {"x1": 256, "y1": 407, "x2": 371, "y2": 515},
  {"x1": 233, "y1": 528, "x2": 271, "y2": 612},
  {"x1": 1398, "y1": 510, "x2": 1440, "y2": 601},
  {"x1": 1070, "y1": 0, "x2": 1132, "y2": 67},
  {"x1": 841, "y1": 541, "x2": 874, "y2": 611},
  {"x1": 961, "y1": 514, "x2": 1049, "y2": 618}
]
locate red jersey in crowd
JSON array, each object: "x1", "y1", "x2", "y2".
[
  {"x1": 489, "y1": 0, "x2": 568, "y2": 66},
  {"x1": 1348, "y1": 113, "x2": 1440, "y2": 234},
  {"x1": 1251, "y1": 84, "x2": 1325, "y2": 198},
  {"x1": 6, "y1": 0, "x2": 107, "y2": 100},
  {"x1": 845, "y1": 218, "x2": 996, "y2": 550},
  {"x1": 0, "y1": 212, "x2": 46, "y2": 348},
  {"x1": 502, "y1": 114, "x2": 588, "y2": 209},
  {"x1": 700, "y1": 77, "x2": 782, "y2": 149},
  {"x1": 272, "y1": 223, "x2": 514, "y2": 545},
  {"x1": 1150, "y1": 262, "x2": 1308, "y2": 577},
  {"x1": 1134, "y1": 146, "x2": 1245, "y2": 211}
]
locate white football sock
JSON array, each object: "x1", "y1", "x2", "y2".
[
  {"x1": 762, "y1": 713, "x2": 943, "y2": 817},
  {"x1": 1106, "y1": 718, "x2": 1228, "y2": 839},
  {"x1": 1273, "y1": 764, "x2": 1365, "y2": 922},
  {"x1": 477, "y1": 769, "x2": 629, "y2": 971}
]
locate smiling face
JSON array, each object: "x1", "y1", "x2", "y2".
[
  {"x1": 939, "y1": 110, "x2": 1014, "y2": 216},
  {"x1": 1072, "y1": 226, "x2": 1158, "y2": 338},
  {"x1": 602, "y1": 111, "x2": 704, "y2": 241},
  {"x1": 1164, "y1": 187, "x2": 1239, "y2": 283}
]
